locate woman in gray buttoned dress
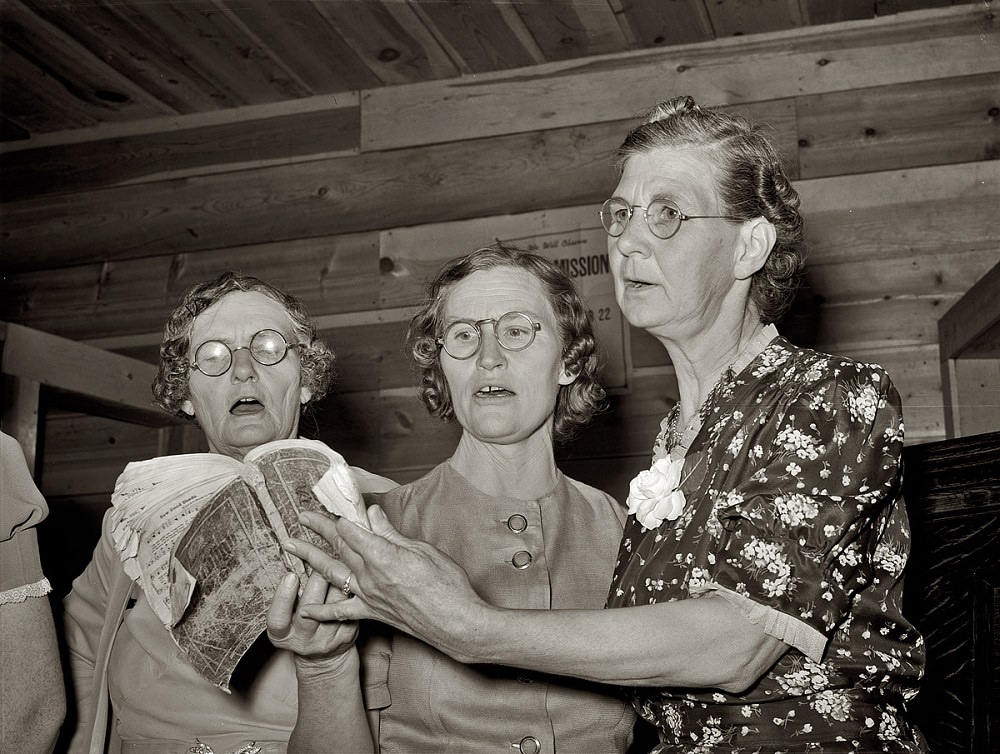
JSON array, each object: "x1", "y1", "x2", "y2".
[{"x1": 270, "y1": 244, "x2": 636, "y2": 753}]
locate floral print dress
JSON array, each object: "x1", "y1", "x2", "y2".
[{"x1": 606, "y1": 336, "x2": 927, "y2": 753}]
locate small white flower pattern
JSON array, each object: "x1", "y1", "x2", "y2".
[{"x1": 607, "y1": 338, "x2": 926, "y2": 753}]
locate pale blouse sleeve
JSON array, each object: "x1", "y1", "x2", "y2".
[
  {"x1": 0, "y1": 432, "x2": 51, "y2": 604},
  {"x1": 63, "y1": 508, "x2": 121, "y2": 753}
]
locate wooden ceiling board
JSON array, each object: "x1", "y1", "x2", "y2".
[
  {"x1": 218, "y1": 0, "x2": 383, "y2": 93},
  {"x1": 361, "y1": 5, "x2": 995, "y2": 151},
  {"x1": 1, "y1": 264, "x2": 113, "y2": 325},
  {"x1": 0, "y1": 1, "x2": 986, "y2": 146},
  {"x1": 407, "y1": 0, "x2": 543, "y2": 73},
  {"x1": 0, "y1": 230, "x2": 383, "y2": 341},
  {"x1": 613, "y1": 0, "x2": 715, "y2": 48},
  {"x1": 510, "y1": 0, "x2": 630, "y2": 61},
  {"x1": 312, "y1": 0, "x2": 460, "y2": 85},
  {"x1": 0, "y1": 43, "x2": 107, "y2": 133},
  {"x1": 154, "y1": 233, "x2": 385, "y2": 318},
  {"x1": 796, "y1": 72, "x2": 1000, "y2": 179},
  {"x1": 109, "y1": 0, "x2": 315, "y2": 104},
  {"x1": 703, "y1": 0, "x2": 805, "y2": 38},
  {"x1": 0, "y1": 117, "x2": 632, "y2": 272},
  {"x1": 789, "y1": 5, "x2": 995, "y2": 56},
  {"x1": 798, "y1": 0, "x2": 876, "y2": 26},
  {"x1": 0, "y1": 103, "x2": 361, "y2": 201},
  {"x1": 18, "y1": 0, "x2": 238, "y2": 114},
  {"x1": 805, "y1": 247, "x2": 1000, "y2": 306},
  {"x1": 888, "y1": 0, "x2": 969, "y2": 12},
  {"x1": 797, "y1": 161, "x2": 1000, "y2": 263},
  {"x1": 0, "y1": 0, "x2": 176, "y2": 127}
]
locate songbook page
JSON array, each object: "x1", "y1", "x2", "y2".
[
  {"x1": 167, "y1": 440, "x2": 366, "y2": 690},
  {"x1": 169, "y1": 478, "x2": 289, "y2": 690},
  {"x1": 110, "y1": 453, "x2": 239, "y2": 625}
]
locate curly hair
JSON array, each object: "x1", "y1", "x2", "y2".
[
  {"x1": 408, "y1": 244, "x2": 606, "y2": 444},
  {"x1": 614, "y1": 95, "x2": 805, "y2": 323},
  {"x1": 152, "y1": 271, "x2": 335, "y2": 419}
]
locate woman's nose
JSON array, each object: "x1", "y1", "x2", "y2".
[
  {"x1": 476, "y1": 328, "x2": 507, "y2": 369},
  {"x1": 230, "y1": 347, "x2": 259, "y2": 381},
  {"x1": 613, "y1": 213, "x2": 653, "y2": 258}
]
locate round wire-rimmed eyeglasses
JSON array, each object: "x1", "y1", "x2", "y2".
[
  {"x1": 189, "y1": 328, "x2": 304, "y2": 377},
  {"x1": 436, "y1": 311, "x2": 542, "y2": 360},
  {"x1": 599, "y1": 197, "x2": 741, "y2": 240}
]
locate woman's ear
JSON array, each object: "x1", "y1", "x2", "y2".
[
  {"x1": 300, "y1": 386, "x2": 313, "y2": 405},
  {"x1": 734, "y1": 218, "x2": 776, "y2": 280},
  {"x1": 180, "y1": 399, "x2": 195, "y2": 417}
]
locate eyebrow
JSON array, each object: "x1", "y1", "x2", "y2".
[
  {"x1": 193, "y1": 327, "x2": 291, "y2": 345},
  {"x1": 610, "y1": 190, "x2": 682, "y2": 205},
  {"x1": 442, "y1": 310, "x2": 543, "y2": 324},
  {"x1": 650, "y1": 190, "x2": 682, "y2": 202}
]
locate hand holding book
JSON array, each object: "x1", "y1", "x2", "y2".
[{"x1": 110, "y1": 438, "x2": 392, "y2": 690}]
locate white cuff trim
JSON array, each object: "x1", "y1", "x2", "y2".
[
  {"x1": 697, "y1": 581, "x2": 828, "y2": 662},
  {"x1": 0, "y1": 576, "x2": 52, "y2": 606}
]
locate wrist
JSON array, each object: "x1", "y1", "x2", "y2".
[
  {"x1": 452, "y1": 598, "x2": 497, "y2": 664},
  {"x1": 294, "y1": 646, "x2": 360, "y2": 683}
]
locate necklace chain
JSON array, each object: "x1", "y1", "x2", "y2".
[
  {"x1": 665, "y1": 366, "x2": 735, "y2": 451},
  {"x1": 660, "y1": 324, "x2": 779, "y2": 454}
]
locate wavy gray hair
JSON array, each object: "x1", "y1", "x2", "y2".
[
  {"x1": 152, "y1": 271, "x2": 335, "y2": 419},
  {"x1": 407, "y1": 244, "x2": 606, "y2": 444},
  {"x1": 614, "y1": 95, "x2": 805, "y2": 323}
]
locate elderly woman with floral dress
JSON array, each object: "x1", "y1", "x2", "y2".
[{"x1": 282, "y1": 97, "x2": 927, "y2": 753}]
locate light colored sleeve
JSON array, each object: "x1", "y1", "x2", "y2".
[
  {"x1": 0, "y1": 432, "x2": 51, "y2": 601},
  {"x1": 351, "y1": 466, "x2": 399, "y2": 495},
  {"x1": 2, "y1": 595, "x2": 67, "y2": 753},
  {"x1": 0, "y1": 432, "x2": 66, "y2": 753},
  {"x1": 62, "y1": 509, "x2": 120, "y2": 753}
]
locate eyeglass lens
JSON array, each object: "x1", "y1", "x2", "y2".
[
  {"x1": 600, "y1": 198, "x2": 684, "y2": 240},
  {"x1": 441, "y1": 312, "x2": 539, "y2": 359},
  {"x1": 192, "y1": 329, "x2": 290, "y2": 376}
]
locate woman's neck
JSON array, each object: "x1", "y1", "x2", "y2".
[
  {"x1": 449, "y1": 429, "x2": 560, "y2": 500},
  {"x1": 666, "y1": 312, "x2": 768, "y2": 425}
]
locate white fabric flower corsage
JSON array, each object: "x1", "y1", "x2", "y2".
[{"x1": 626, "y1": 456, "x2": 687, "y2": 531}]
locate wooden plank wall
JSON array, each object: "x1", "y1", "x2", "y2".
[{"x1": 1, "y1": 7, "x2": 998, "y2": 585}]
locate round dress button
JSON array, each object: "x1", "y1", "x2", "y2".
[
  {"x1": 516, "y1": 736, "x2": 541, "y2": 754},
  {"x1": 507, "y1": 513, "x2": 528, "y2": 533},
  {"x1": 511, "y1": 550, "x2": 532, "y2": 569}
]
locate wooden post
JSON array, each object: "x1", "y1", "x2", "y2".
[{"x1": 1, "y1": 320, "x2": 177, "y2": 480}]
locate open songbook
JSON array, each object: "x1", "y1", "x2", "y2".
[{"x1": 109, "y1": 438, "x2": 372, "y2": 691}]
